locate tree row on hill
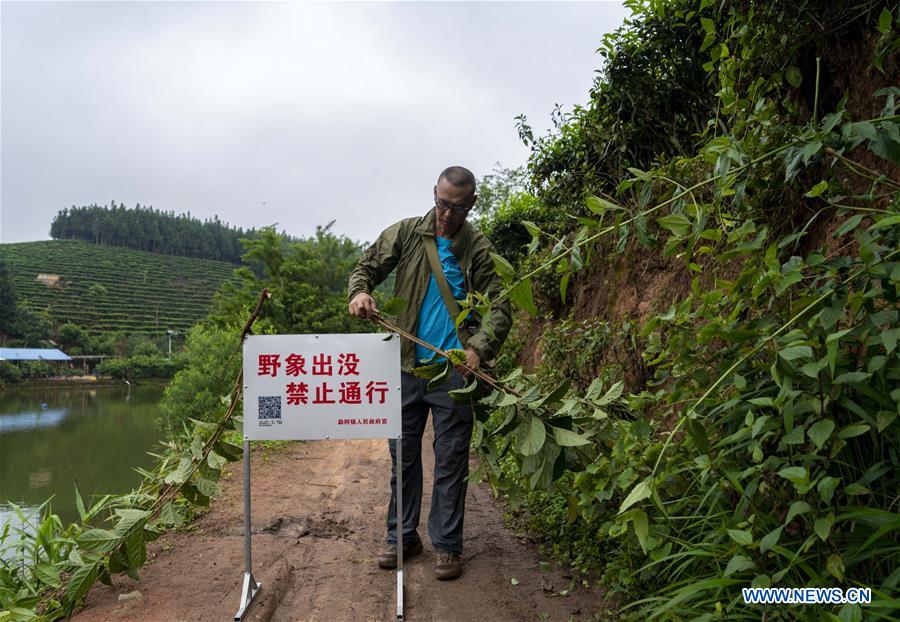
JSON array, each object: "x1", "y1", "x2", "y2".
[{"x1": 50, "y1": 202, "x2": 262, "y2": 263}]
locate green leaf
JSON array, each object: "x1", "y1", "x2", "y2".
[
  {"x1": 869, "y1": 214, "x2": 900, "y2": 230},
  {"x1": 448, "y1": 378, "x2": 480, "y2": 401},
  {"x1": 628, "y1": 167, "x2": 651, "y2": 180},
  {"x1": 837, "y1": 423, "x2": 870, "y2": 439},
  {"x1": 700, "y1": 17, "x2": 714, "y2": 34},
  {"x1": 882, "y1": 327, "x2": 899, "y2": 354},
  {"x1": 808, "y1": 419, "x2": 835, "y2": 450},
  {"x1": 510, "y1": 278, "x2": 537, "y2": 316},
  {"x1": 585, "y1": 195, "x2": 622, "y2": 215},
  {"x1": 163, "y1": 457, "x2": 193, "y2": 485},
  {"x1": 728, "y1": 529, "x2": 754, "y2": 547},
  {"x1": 759, "y1": 526, "x2": 783, "y2": 553},
  {"x1": 427, "y1": 362, "x2": 452, "y2": 391},
  {"x1": 523, "y1": 220, "x2": 541, "y2": 238},
  {"x1": 34, "y1": 562, "x2": 62, "y2": 588},
  {"x1": 826, "y1": 328, "x2": 854, "y2": 343},
  {"x1": 725, "y1": 555, "x2": 755, "y2": 577},
  {"x1": 657, "y1": 214, "x2": 692, "y2": 238},
  {"x1": 785, "y1": 66, "x2": 802, "y2": 88},
  {"x1": 817, "y1": 477, "x2": 840, "y2": 504},
  {"x1": 77, "y1": 528, "x2": 120, "y2": 553},
  {"x1": 113, "y1": 509, "x2": 150, "y2": 537},
  {"x1": 65, "y1": 561, "x2": 99, "y2": 606},
  {"x1": 876, "y1": 410, "x2": 897, "y2": 433},
  {"x1": 534, "y1": 380, "x2": 570, "y2": 408},
  {"x1": 597, "y1": 380, "x2": 624, "y2": 405},
  {"x1": 207, "y1": 450, "x2": 227, "y2": 470},
  {"x1": 380, "y1": 297, "x2": 407, "y2": 316},
  {"x1": 74, "y1": 485, "x2": 87, "y2": 523},
  {"x1": 782, "y1": 425, "x2": 804, "y2": 445},
  {"x1": 814, "y1": 515, "x2": 833, "y2": 541},
  {"x1": 410, "y1": 360, "x2": 447, "y2": 380},
  {"x1": 552, "y1": 426, "x2": 591, "y2": 447},
  {"x1": 878, "y1": 7, "x2": 893, "y2": 34},
  {"x1": 490, "y1": 252, "x2": 516, "y2": 283},
  {"x1": 778, "y1": 466, "x2": 808, "y2": 485},
  {"x1": 779, "y1": 345, "x2": 812, "y2": 361},
  {"x1": 159, "y1": 502, "x2": 184, "y2": 527},
  {"x1": 827, "y1": 553, "x2": 845, "y2": 581},
  {"x1": 786, "y1": 501, "x2": 812, "y2": 524},
  {"x1": 559, "y1": 273, "x2": 570, "y2": 303},
  {"x1": 194, "y1": 476, "x2": 221, "y2": 498},
  {"x1": 835, "y1": 371, "x2": 869, "y2": 384},
  {"x1": 518, "y1": 416, "x2": 546, "y2": 456},
  {"x1": 445, "y1": 349, "x2": 467, "y2": 366},
  {"x1": 125, "y1": 527, "x2": 146, "y2": 567},
  {"x1": 844, "y1": 483, "x2": 870, "y2": 495},
  {"x1": 619, "y1": 479, "x2": 652, "y2": 513},
  {"x1": 454, "y1": 307, "x2": 472, "y2": 330},
  {"x1": 215, "y1": 439, "x2": 243, "y2": 462},
  {"x1": 834, "y1": 214, "x2": 864, "y2": 238},
  {"x1": 804, "y1": 181, "x2": 828, "y2": 198},
  {"x1": 686, "y1": 417, "x2": 710, "y2": 453},
  {"x1": 632, "y1": 509, "x2": 650, "y2": 553},
  {"x1": 586, "y1": 377, "x2": 604, "y2": 400}
]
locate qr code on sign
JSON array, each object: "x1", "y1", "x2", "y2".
[{"x1": 258, "y1": 396, "x2": 282, "y2": 426}]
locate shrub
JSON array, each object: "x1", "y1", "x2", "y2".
[{"x1": 0, "y1": 361, "x2": 23, "y2": 385}]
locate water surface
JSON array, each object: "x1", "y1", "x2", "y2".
[{"x1": 0, "y1": 384, "x2": 165, "y2": 528}]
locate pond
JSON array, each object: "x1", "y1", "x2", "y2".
[{"x1": 0, "y1": 384, "x2": 166, "y2": 529}]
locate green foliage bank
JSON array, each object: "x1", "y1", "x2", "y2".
[{"x1": 461, "y1": 1, "x2": 900, "y2": 620}]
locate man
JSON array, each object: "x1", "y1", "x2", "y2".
[{"x1": 347, "y1": 166, "x2": 512, "y2": 580}]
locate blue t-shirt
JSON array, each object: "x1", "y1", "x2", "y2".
[{"x1": 416, "y1": 236, "x2": 466, "y2": 364}]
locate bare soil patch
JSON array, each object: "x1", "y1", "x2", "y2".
[{"x1": 72, "y1": 431, "x2": 607, "y2": 622}]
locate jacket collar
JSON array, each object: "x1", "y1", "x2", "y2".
[{"x1": 415, "y1": 207, "x2": 473, "y2": 259}]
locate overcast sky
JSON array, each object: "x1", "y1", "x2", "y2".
[{"x1": 1, "y1": 1, "x2": 629, "y2": 245}]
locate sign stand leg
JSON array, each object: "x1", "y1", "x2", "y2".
[
  {"x1": 235, "y1": 439, "x2": 261, "y2": 621},
  {"x1": 396, "y1": 435, "x2": 404, "y2": 621}
]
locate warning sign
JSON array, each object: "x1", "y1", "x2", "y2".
[{"x1": 243, "y1": 333, "x2": 401, "y2": 441}]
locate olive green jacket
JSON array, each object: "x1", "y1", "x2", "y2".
[{"x1": 348, "y1": 208, "x2": 513, "y2": 372}]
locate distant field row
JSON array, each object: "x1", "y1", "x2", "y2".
[{"x1": 1, "y1": 240, "x2": 241, "y2": 335}]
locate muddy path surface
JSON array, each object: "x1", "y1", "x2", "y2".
[{"x1": 72, "y1": 431, "x2": 606, "y2": 621}]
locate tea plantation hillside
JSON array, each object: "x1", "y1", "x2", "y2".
[{"x1": 0, "y1": 240, "x2": 239, "y2": 336}]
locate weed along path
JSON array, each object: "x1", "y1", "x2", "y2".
[{"x1": 72, "y1": 429, "x2": 606, "y2": 622}]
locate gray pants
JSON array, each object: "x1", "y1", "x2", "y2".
[{"x1": 387, "y1": 370, "x2": 473, "y2": 555}]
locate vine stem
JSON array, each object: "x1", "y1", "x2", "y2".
[
  {"x1": 369, "y1": 314, "x2": 618, "y2": 415},
  {"x1": 825, "y1": 147, "x2": 900, "y2": 191},
  {"x1": 151, "y1": 288, "x2": 271, "y2": 517},
  {"x1": 495, "y1": 141, "x2": 796, "y2": 304},
  {"x1": 369, "y1": 313, "x2": 516, "y2": 396}
]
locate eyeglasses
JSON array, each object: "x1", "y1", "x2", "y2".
[{"x1": 434, "y1": 197, "x2": 470, "y2": 215}]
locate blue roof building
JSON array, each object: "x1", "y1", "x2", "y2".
[{"x1": 0, "y1": 348, "x2": 72, "y2": 361}]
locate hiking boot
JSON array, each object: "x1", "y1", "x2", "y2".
[
  {"x1": 434, "y1": 551, "x2": 462, "y2": 580},
  {"x1": 376, "y1": 536, "x2": 423, "y2": 569}
]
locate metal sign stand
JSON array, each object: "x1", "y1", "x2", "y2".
[
  {"x1": 396, "y1": 437, "x2": 404, "y2": 621},
  {"x1": 234, "y1": 435, "x2": 406, "y2": 621},
  {"x1": 236, "y1": 333, "x2": 404, "y2": 620},
  {"x1": 234, "y1": 439, "x2": 261, "y2": 621}
]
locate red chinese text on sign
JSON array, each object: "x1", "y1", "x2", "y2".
[
  {"x1": 258, "y1": 354, "x2": 281, "y2": 377},
  {"x1": 338, "y1": 353, "x2": 360, "y2": 376}
]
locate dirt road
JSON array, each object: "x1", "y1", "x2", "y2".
[{"x1": 72, "y1": 431, "x2": 606, "y2": 621}]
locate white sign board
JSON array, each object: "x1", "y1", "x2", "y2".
[{"x1": 243, "y1": 333, "x2": 401, "y2": 441}]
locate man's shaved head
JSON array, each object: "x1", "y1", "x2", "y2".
[{"x1": 437, "y1": 166, "x2": 476, "y2": 196}]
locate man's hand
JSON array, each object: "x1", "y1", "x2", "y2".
[
  {"x1": 349, "y1": 292, "x2": 377, "y2": 319},
  {"x1": 458, "y1": 349, "x2": 480, "y2": 377}
]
